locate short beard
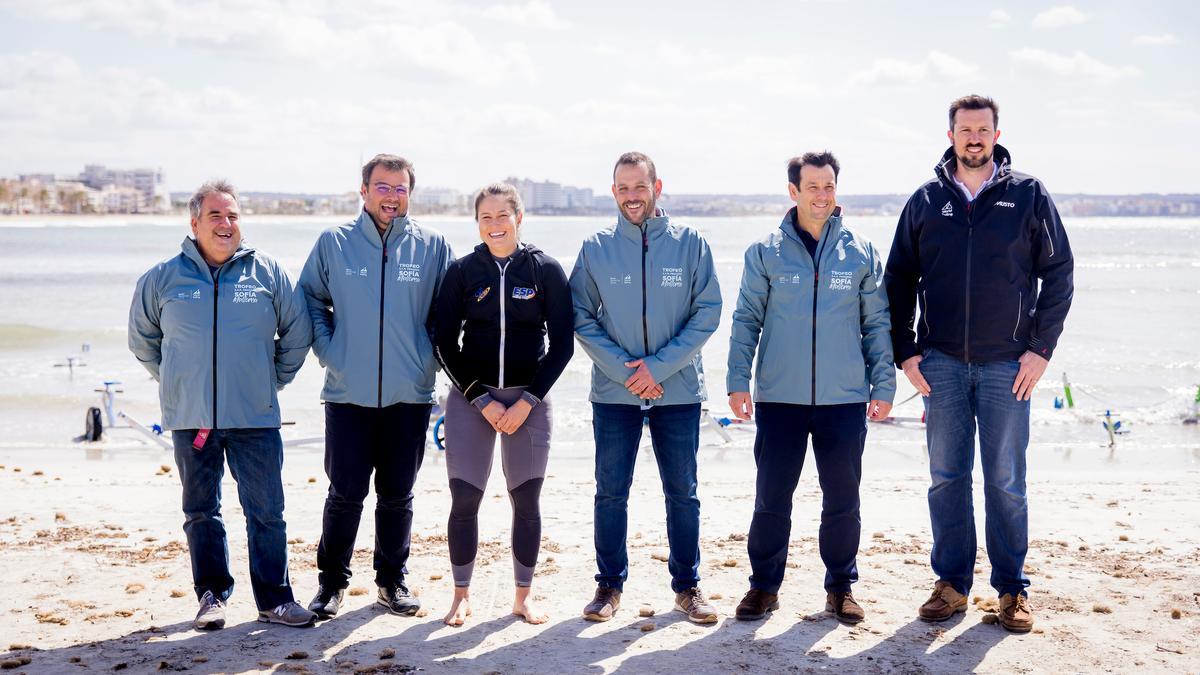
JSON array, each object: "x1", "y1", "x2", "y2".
[
  {"x1": 957, "y1": 149, "x2": 992, "y2": 170},
  {"x1": 620, "y1": 199, "x2": 655, "y2": 225}
]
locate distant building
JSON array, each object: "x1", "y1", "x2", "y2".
[{"x1": 79, "y1": 164, "x2": 168, "y2": 212}]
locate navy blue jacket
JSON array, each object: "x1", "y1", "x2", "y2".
[{"x1": 884, "y1": 145, "x2": 1074, "y2": 364}]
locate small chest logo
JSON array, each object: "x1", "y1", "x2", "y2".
[
  {"x1": 941, "y1": 201, "x2": 954, "y2": 217},
  {"x1": 512, "y1": 287, "x2": 536, "y2": 300},
  {"x1": 996, "y1": 201, "x2": 1015, "y2": 208},
  {"x1": 660, "y1": 267, "x2": 684, "y2": 288},
  {"x1": 828, "y1": 270, "x2": 854, "y2": 291},
  {"x1": 473, "y1": 286, "x2": 491, "y2": 303},
  {"x1": 345, "y1": 267, "x2": 368, "y2": 277},
  {"x1": 177, "y1": 288, "x2": 202, "y2": 300},
  {"x1": 396, "y1": 263, "x2": 422, "y2": 283}
]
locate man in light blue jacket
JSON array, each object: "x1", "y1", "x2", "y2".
[
  {"x1": 298, "y1": 154, "x2": 453, "y2": 620},
  {"x1": 727, "y1": 152, "x2": 895, "y2": 624},
  {"x1": 570, "y1": 152, "x2": 722, "y2": 624},
  {"x1": 128, "y1": 180, "x2": 315, "y2": 630}
]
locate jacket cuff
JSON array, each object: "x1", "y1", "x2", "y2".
[
  {"x1": 893, "y1": 340, "x2": 920, "y2": 366},
  {"x1": 471, "y1": 393, "x2": 495, "y2": 410},
  {"x1": 726, "y1": 376, "x2": 751, "y2": 395},
  {"x1": 869, "y1": 385, "x2": 896, "y2": 404},
  {"x1": 520, "y1": 391, "x2": 541, "y2": 407},
  {"x1": 1026, "y1": 337, "x2": 1054, "y2": 360}
]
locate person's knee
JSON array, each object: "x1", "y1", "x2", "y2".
[
  {"x1": 449, "y1": 479, "x2": 484, "y2": 519},
  {"x1": 509, "y1": 478, "x2": 543, "y2": 522}
]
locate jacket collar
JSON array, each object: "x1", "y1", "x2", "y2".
[
  {"x1": 935, "y1": 143, "x2": 1013, "y2": 186},
  {"x1": 779, "y1": 206, "x2": 843, "y2": 249},
  {"x1": 471, "y1": 241, "x2": 534, "y2": 260},
  {"x1": 181, "y1": 236, "x2": 253, "y2": 276},
  {"x1": 616, "y1": 207, "x2": 669, "y2": 244},
  {"x1": 354, "y1": 208, "x2": 411, "y2": 247}
]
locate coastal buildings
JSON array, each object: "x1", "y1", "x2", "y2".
[{"x1": 0, "y1": 164, "x2": 168, "y2": 214}]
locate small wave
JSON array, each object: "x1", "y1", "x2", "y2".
[{"x1": 0, "y1": 323, "x2": 67, "y2": 349}]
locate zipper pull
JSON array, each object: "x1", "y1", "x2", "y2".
[
  {"x1": 642, "y1": 230, "x2": 648, "y2": 252},
  {"x1": 383, "y1": 246, "x2": 388, "y2": 263}
]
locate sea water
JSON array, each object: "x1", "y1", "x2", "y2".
[{"x1": 0, "y1": 214, "x2": 1197, "y2": 470}]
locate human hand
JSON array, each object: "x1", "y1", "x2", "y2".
[
  {"x1": 497, "y1": 398, "x2": 533, "y2": 434},
  {"x1": 867, "y1": 400, "x2": 892, "y2": 422},
  {"x1": 481, "y1": 400, "x2": 507, "y2": 433},
  {"x1": 1012, "y1": 351, "x2": 1048, "y2": 401},
  {"x1": 623, "y1": 359, "x2": 661, "y2": 398},
  {"x1": 901, "y1": 355, "x2": 930, "y2": 396},
  {"x1": 728, "y1": 392, "x2": 754, "y2": 421}
]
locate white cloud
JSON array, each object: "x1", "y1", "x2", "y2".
[
  {"x1": 1136, "y1": 100, "x2": 1200, "y2": 123},
  {"x1": 1032, "y1": 6, "x2": 1087, "y2": 29},
  {"x1": 851, "y1": 51, "x2": 979, "y2": 87},
  {"x1": 1132, "y1": 33, "x2": 1178, "y2": 46},
  {"x1": 1009, "y1": 47, "x2": 1139, "y2": 82},
  {"x1": 989, "y1": 9, "x2": 1011, "y2": 26},
  {"x1": 482, "y1": 0, "x2": 570, "y2": 30},
  {"x1": 0, "y1": 0, "x2": 538, "y2": 85}
]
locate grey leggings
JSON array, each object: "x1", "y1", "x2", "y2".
[{"x1": 445, "y1": 386, "x2": 552, "y2": 587}]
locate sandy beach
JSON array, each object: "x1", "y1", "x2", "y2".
[{"x1": 2, "y1": 439, "x2": 1198, "y2": 674}]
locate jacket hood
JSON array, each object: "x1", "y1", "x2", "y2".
[
  {"x1": 354, "y1": 209, "x2": 411, "y2": 247},
  {"x1": 180, "y1": 236, "x2": 254, "y2": 272}
]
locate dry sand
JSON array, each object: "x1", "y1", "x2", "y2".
[{"x1": 1, "y1": 443, "x2": 1198, "y2": 674}]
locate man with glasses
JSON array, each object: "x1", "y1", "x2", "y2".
[{"x1": 299, "y1": 154, "x2": 453, "y2": 620}]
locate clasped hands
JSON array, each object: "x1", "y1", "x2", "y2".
[
  {"x1": 624, "y1": 359, "x2": 663, "y2": 399},
  {"x1": 480, "y1": 398, "x2": 533, "y2": 434}
]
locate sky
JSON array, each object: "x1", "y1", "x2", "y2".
[{"x1": 0, "y1": 0, "x2": 1196, "y2": 196}]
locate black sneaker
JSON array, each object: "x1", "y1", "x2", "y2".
[
  {"x1": 377, "y1": 582, "x2": 421, "y2": 616},
  {"x1": 307, "y1": 585, "x2": 345, "y2": 619}
]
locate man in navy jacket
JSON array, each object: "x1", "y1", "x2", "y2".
[{"x1": 884, "y1": 95, "x2": 1073, "y2": 634}]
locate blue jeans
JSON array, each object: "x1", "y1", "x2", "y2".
[
  {"x1": 748, "y1": 402, "x2": 866, "y2": 594},
  {"x1": 920, "y1": 348, "x2": 1031, "y2": 597},
  {"x1": 592, "y1": 402, "x2": 701, "y2": 593},
  {"x1": 172, "y1": 428, "x2": 294, "y2": 610}
]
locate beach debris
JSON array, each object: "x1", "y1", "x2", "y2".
[
  {"x1": 1079, "y1": 544, "x2": 1089, "y2": 551},
  {"x1": 114, "y1": 610, "x2": 134, "y2": 617},
  {"x1": 1033, "y1": 627, "x2": 1044, "y2": 634},
  {"x1": 69, "y1": 656, "x2": 82, "y2": 663},
  {"x1": 973, "y1": 597, "x2": 999, "y2": 612},
  {"x1": 1157, "y1": 644, "x2": 1186, "y2": 655},
  {"x1": 723, "y1": 559, "x2": 739, "y2": 567},
  {"x1": 125, "y1": 583, "x2": 145, "y2": 594},
  {"x1": 144, "y1": 536, "x2": 157, "y2": 542},
  {"x1": 192, "y1": 656, "x2": 208, "y2": 663},
  {"x1": 113, "y1": 662, "x2": 128, "y2": 670},
  {"x1": 156, "y1": 661, "x2": 174, "y2": 671},
  {"x1": 308, "y1": 477, "x2": 317, "y2": 483},
  {"x1": 709, "y1": 593, "x2": 723, "y2": 600},
  {"x1": 288, "y1": 537, "x2": 304, "y2": 544},
  {"x1": 429, "y1": 574, "x2": 443, "y2": 581},
  {"x1": 639, "y1": 606, "x2": 655, "y2": 617},
  {"x1": 1171, "y1": 608, "x2": 1183, "y2": 619},
  {"x1": 872, "y1": 532, "x2": 885, "y2": 539},
  {"x1": 414, "y1": 608, "x2": 429, "y2": 618},
  {"x1": 980, "y1": 614, "x2": 998, "y2": 625},
  {"x1": 258, "y1": 661, "x2": 275, "y2": 668},
  {"x1": 32, "y1": 470, "x2": 44, "y2": 476},
  {"x1": 650, "y1": 551, "x2": 668, "y2": 562},
  {"x1": 35, "y1": 611, "x2": 68, "y2": 625},
  {"x1": 55, "y1": 512, "x2": 66, "y2": 522},
  {"x1": 170, "y1": 589, "x2": 187, "y2": 598},
  {"x1": 12, "y1": 468, "x2": 20, "y2": 473},
  {"x1": 156, "y1": 465, "x2": 172, "y2": 476},
  {"x1": 379, "y1": 648, "x2": 395, "y2": 660},
  {"x1": 286, "y1": 651, "x2": 309, "y2": 660},
  {"x1": 1093, "y1": 603, "x2": 1113, "y2": 614},
  {"x1": 727, "y1": 532, "x2": 746, "y2": 541},
  {"x1": 1119, "y1": 535, "x2": 1129, "y2": 542},
  {"x1": 349, "y1": 587, "x2": 368, "y2": 596},
  {"x1": 6, "y1": 646, "x2": 30, "y2": 652},
  {"x1": 640, "y1": 622, "x2": 655, "y2": 632},
  {"x1": 1, "y1": 657, "x2": 33, "y2": 670}
]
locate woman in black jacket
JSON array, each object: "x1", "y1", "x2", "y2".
[{"x1": 433, "y1": 182, "x2": 574, "y2": 626}]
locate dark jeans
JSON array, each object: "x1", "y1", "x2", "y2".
[
  {"x1": 920, "y1": 348, "x2": 1031, "y2": 597},
  {"x1": 171, "y1": 428, "x2": 293, "y2": 610},
  {"x1": 592, "y1": 402, "x2": 701, "y2": 593},
  {"x1": 747, "y1": 402, "x2": 867, "y2": 594},
  {"x1": 317, "y1": 401, "x2": 431, "y2": 589}
]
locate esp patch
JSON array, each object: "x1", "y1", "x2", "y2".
[{"x1": 511, "y1": 286, "x2": 536, "y2": 300}]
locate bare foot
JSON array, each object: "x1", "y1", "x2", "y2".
[
  {"x1": 444, "y1": 589, "x2": 471, "y2": 627},
  {"x1": 513, "y1": 587, "x2": 549, "y2": 624}
]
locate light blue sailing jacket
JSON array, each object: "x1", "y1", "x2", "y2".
[
  {"x1": 298, "y1": 211, "x2": 453, "y2": 407},
  {"x1": 727, "y1": 208, "x2": 896, "y2": 405},
  {"x1": 569, "y1": 211, "x2": 722, "y2": 406},
  {"x1": 128, "y1": 238, "x2": 312, "y2": 430}
]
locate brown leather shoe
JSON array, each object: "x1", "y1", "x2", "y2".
[
  {"x1": 582, "y1": 586, "x2": 621, "y2": 622},
  {"x1": 998, "y1": 593, "x2": 1033, "y2": 633},
  {"x1": 735, "y1": 588, "x2": 779, "y2": 621},
  {"x1": 825, "y1": 591, "x2": 865, "y2": 624},
  {"x1": 918, "y1": 581, "x2": 967, "y2": 622},
  {"x1": 674, "y1": 587, "x2": 719, "y2": 624}
]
